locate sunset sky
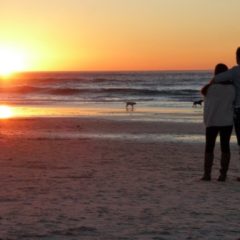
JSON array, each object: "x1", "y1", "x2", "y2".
[{"x1": 1, "y1": 0, "x2": 240, "y2": 71}]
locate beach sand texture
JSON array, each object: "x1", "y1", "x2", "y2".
[{"x1": 0, "y1": 118, "x2": 240, "y2": 239}]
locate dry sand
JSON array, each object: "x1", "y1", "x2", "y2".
[{"x1": 0, "y1": 117, "x2": 240, "y2": 240}]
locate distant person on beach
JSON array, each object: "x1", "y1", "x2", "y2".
[
  {"x1": 213, "y1": 47, "x2": 240, "y2": 180},
  {"x1": 201, "y1": 63, "x2": 235, "y2": 181}
]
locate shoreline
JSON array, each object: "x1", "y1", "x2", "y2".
[
  {"x1": 1, "y1": 102, "x2": 204, "y2": 123},
  {"x1": 0, "y1": 116, "x2": 238, "y2": 145},
  {"x1": 0, "y1": 116, "x2": 205, "y2": 140}
]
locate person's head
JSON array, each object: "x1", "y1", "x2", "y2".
[
  {"x1": 214, "y1": 63, "x2": 228, "y2": 76},
  {"x1": 236, "y1": 47, "x2": 240, "y2": 64}
]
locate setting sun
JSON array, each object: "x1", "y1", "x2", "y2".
[
  {"x1": 0, "y1": 105, "x2": 13, "y2": 119},
  {"x1": 0, "y1": 47, "x2": 28, "y2": 77}
]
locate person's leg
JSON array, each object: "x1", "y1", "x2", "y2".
[
  {"x1": 202, "y1": 127, "x2": 218, "y2": 180},
  {"x1": 219, "y1": 126, "x2": 233, "y2": 181},
  {"x1": 234, "y1": 107, "x2": 240, "y2": 180}
]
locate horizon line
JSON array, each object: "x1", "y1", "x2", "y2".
[{"x1": 17, "y1": 69, "x2": 212, "y2": 73}]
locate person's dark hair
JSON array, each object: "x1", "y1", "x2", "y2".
[
  {"x1": 214, "y1": 63, "x2": 228, "y2": 75},
  {"x1": 236, "y1": 47, "x2": 240, "y2": 63},
  {"x1": 201, "y1": 63, "x2": 229, "y2": 96}
]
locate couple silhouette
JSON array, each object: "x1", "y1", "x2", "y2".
[{"x1": 201, "y1": 47, "x2": 240, "y2": 181}]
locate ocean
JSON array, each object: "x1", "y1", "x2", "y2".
[{"x1": 0, "y1": 71, "x2": 211, "y2": 119}]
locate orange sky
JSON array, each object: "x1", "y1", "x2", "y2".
[{"x1": 0, "y1": 0, "x2": 240, "y2": 71}]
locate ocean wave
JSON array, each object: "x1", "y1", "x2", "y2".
[
  {"x1": 0, "y1": 71, "x2": 204, "y2": 105},
  {"x1": 47, "y1": 88, "x2": 86, "y2": 95},
  {"x1": 0, "y1": 86, "x2": 49, "y2": 94},
  {"x1": 0, "y1": 85, "x2": 199, "y2": 97}
]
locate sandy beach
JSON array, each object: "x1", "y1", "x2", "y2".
[
  {"x1": 0, "y1": 117, "x2": 239, "y2": 240},
  {"x1": 2, "y1": 0, "x2": 240, "y2": 238}
]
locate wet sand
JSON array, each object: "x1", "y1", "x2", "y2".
[{"x1": 0, "y1": 117, "x2": 239, "y2": 239}]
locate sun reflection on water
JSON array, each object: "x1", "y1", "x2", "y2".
[
  {"x1": 0, "y1": 105, "x2": 13, "y2": 119},
  {"x1": 0, "y1": 104, "x2": 203, "y2": 122}
]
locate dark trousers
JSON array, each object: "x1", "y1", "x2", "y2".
[
  {"x1": 205, "y1": 126, "x2": 233, "y2": 154},
  {"x1": 204, "y1": 126, "x2": 233, "y2": 179}
]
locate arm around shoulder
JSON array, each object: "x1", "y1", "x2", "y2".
[{"x1": 214, "y1": 68, "x2": 236, "y2": 83}]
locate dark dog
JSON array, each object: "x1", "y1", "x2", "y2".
[
  {"x1": 192, "y1": 99, "x2": 203, "y2": 107},
  {"x1": 126, "y1": 101, "x2": 136, "y2": 111}
]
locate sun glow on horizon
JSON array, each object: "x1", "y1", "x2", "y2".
[
  {"x1": 1, "y1": 1, "x2": 240, "y2": 71},
  {"x1": 0, "y1": 47, "x2": 28, "y2": 77},
  {"x1": 0, "y1": 105, "x2": 13, "y2": 119}
]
